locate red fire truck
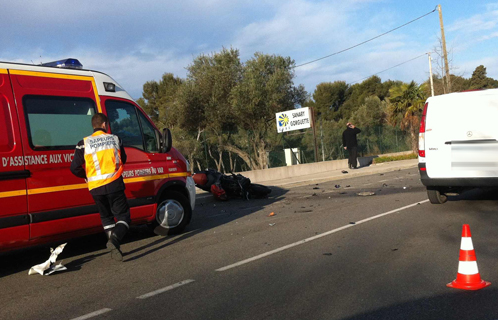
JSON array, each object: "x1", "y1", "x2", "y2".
[{"x1": 0, "y1": 58, "x2": 196, "y2": 252}]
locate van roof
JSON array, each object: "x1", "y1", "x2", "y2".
[
  {"x1": 0, "y1": 60, "x2": 135, "y2": 101},
  {"x1": 427, "y1": 88, "x2": 498, "y2": 103}
]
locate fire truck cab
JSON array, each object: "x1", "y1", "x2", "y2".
[{"x1": 0, "y1": 58, "x2": 196, "y2": 252}]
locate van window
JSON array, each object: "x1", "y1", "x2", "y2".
[
  {"x1": 106, "y1": 100, "x2": 144, "y2": 150},
  {"x1": 138, "y1": 111, "x2": 159, "y2": 153},
  {"x1": 24, "y1": 96, "x2": 95, "y2": 150}
]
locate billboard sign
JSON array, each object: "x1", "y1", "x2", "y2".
[{"x1": 276, "y1": 107, "x2": 311, "y2": 133}]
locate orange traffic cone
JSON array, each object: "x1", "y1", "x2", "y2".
[{"x1": 447, "y1": 224, "x2": 491, "y2": 290}]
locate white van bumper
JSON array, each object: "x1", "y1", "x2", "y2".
[
  {"x1": 419, "y1": 163, "x2": 498, "y2": 187},
  {"x1": 186, "y1": 176, "x2": 196, "y2": 210}
]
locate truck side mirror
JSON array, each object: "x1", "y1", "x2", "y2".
[{"x1": 162, "y1": 128, "x2": 172, "y2": 153}]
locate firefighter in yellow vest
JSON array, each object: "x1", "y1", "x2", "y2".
[{"x1": 70, "y1": 113, "x2": 130, "y2": 261}]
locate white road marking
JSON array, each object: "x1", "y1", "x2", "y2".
[
  {"x1": 136, "y1": 279, "x2": 195, "y2": 299},
  {"x1": 71, "y1": 308, "x2": 112, "y2": 320},
  {"x1": 216, "y1": 200, "x2": 429, "y2": 272}
]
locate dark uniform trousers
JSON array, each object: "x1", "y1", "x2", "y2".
[
  {"x1": 348, "y1": 146, "x2": 358, "y2": 169},
  {"x1": 92, "y1": 191, "x2": 131, "y2": 230}
]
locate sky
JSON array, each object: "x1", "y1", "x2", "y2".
[{"x1": 1, "y1": 0, "x2": 497, "y2": 99}]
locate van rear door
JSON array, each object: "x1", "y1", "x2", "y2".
[
  {"x1": 9, "y1": 69, "x2": 103, "y2": 240},
  {"x1": 0, "y1": 68, "x2": 29, "y2": 250},
  {"x1": 425, "y1": 90, "x2": 498, "y2": 179}
]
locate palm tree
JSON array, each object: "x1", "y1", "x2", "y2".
[{"x1": 388, "y1": 81, "x2": 427, "y2": 153}]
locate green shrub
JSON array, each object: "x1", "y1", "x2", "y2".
[{"x1": 373, "y1": 153, "x2": 417, "y2": 164}]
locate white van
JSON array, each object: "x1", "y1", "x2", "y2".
[{"x1": 418, "y1": 88, "x2": 498, "y2": 204}]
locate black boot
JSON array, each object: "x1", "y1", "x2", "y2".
[{"x1": 106, "y1": 223, "x2": 127, "y2": 262}]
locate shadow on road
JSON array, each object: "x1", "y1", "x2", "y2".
[
  {"x1": 448, "y1": 187, "x2": 498, "y2": 202},
  {"x1": 342, "y1": 288, "x2": 498, "y2": 320},
  {"x1": 0, "y1": 186, "x2": 289, "y2": 276},
  {"x1": 124, "y1": 186, "x2": 289, "y2": 261}
]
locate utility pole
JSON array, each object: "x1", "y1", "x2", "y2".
[
  {"x1": 310, "y1": 107, "x2": 319, "y2": 163},
  {"x1": 320, "y1": 119, "x2": 325, "y2": 161},
  {"x1": 428, "y1": 52, "x2": 435, "y2": 97},
  {"x1": 438, "y1": 4, "x2": 451, "y2": 93}
]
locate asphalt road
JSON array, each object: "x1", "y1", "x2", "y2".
[{"x1": 2, "y1": 167, "x2": 498, "y2": 320}]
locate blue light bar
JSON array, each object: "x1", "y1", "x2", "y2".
[{"x1": 41, "y1": 58, "x2": 83, "y2": 69}]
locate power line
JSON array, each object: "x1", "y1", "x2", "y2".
[
  {"x1": 293, "y1": 5, "x2": 438, "y2": 69},
  {"x1": 348, "y1": 53, "x2": 428, "y2": 85}
]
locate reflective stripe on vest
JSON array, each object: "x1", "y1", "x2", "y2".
[{"x1": 83, "y1": 131, "x2": 123, "y2": 191}]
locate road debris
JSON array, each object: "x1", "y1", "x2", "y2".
[
  {"x1": 382, "y1": 183, "x2": 388, "y2": 187},
  {"x1": 335, "y1": 185, "x2": 341, "y2": 188},
  {"x1": 312, "y1": 193, "x2": 317, "y2": 196},
  {"x1": 295, "y1": 209, "x2": 313, "y2": 213},
  {"x1": 323, "y1": 253, "x2": 333, "y2": 256},
  {"x1": 28, "y1": 243, "x2": 67, "y2": 276},
  {"x1": 269, "y1": 223, "x2": 276, "y2": 227},
  {"x1": 403, "y1": 187, "x2": 407, "y2": 189},
  {"x1": 349, "y1": 222, "x2": 356, "y2": 224},
  {"x1": 357, "y1": 192, "x2": 376, "y2": 196},
  {"x1": 345, "y1": 185, "x2": 351, "y2": 188},
  {"x1": 268, "y1": 212, "x2": 275, "y2": 217},
  {"x1": 313, "y1": 187, "x2": 320, "y2": 190}
]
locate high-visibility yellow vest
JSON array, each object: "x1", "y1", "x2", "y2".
[{"x1": 84, "y1": 131, "x2": 123, "y2": 191}]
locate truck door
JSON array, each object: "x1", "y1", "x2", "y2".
[
  {"x1": 9, "y1": 69, "x2": 103, "y2": 240},
  {"x1": 103, "y1": 98, "x2": 165, "y2": 221},
  {"x1": 0, "y1": 69, "x2": 29, "y2": 250}
]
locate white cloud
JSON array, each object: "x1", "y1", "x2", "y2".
[
  {"x1": 477, "y1": 31, "x2": 498, "y2": 41},
  {"x1": 78, "y1": 48, "x2": 192, "y2": 99},
  {"x1": 448, "y1": 8, "x2": 498, "y2": 33},
  {"x1": 457, "y1": 56, "x2": 498, "y2": 79}
]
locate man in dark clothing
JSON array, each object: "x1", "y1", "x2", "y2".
[
  {"x1": 70, "y1": 113, "x2": 131, "y2": 261},
  {"x1": 342, "y1": 122, "x2": 361, "y2": 169}
]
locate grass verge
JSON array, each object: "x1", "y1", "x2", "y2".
[{"x1": 372, "y1": 153, "x2": 417, "y2": 164}]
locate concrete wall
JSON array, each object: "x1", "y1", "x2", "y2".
[{"x1": 238, "y1": 151, "x2": 413, "y2": 183}]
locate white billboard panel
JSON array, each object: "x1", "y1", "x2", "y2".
[{"x1": 276, "y1": 107, "x2": 311, "y2": 133}]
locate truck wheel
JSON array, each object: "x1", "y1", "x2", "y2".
[
  {"x1": 150, "y1": 191, "x2": 192, "y2": 236},
  {"x1": 427, "y1": 188, "x2": 447, "y2": 204}
]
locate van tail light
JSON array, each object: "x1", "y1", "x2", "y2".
[{"x1": 418, "y1": 102, "x2": 428, "y2": 157}]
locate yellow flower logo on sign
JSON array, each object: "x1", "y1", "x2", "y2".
[{"x1": 278, "y1": 114, "x2": 289, "y2": 127}]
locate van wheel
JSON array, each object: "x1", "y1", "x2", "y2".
[
  {"x1": 427, "y1": 188, "x2": 447, "y2": 204},
  {"x1": 149, "y1": 191, "x2": 192, "y2": 236}
]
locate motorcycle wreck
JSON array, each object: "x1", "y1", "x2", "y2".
[{"x1": 193, "y1": 169, "x2": 271, "y2": 201}]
